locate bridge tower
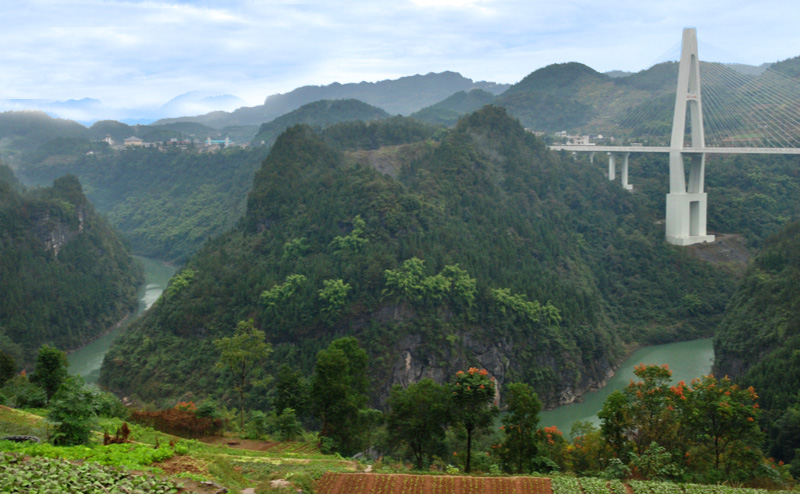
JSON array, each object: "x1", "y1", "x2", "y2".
[{"x1": 665, "y1": 28, "x2": 715, "y2": 245}]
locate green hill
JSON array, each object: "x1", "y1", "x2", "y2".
[
  {"x1": 0, "y1": 164, "x2": 141, "y2": 366},
  {"x1": 99, "y1": 107, "x2": 734, "y2": 409},
  {"x1": 411, "y1": 89, "x2": 496, "y2": 127},
  {"x1": 251, "y1": 99, "x2": 390, "y2": 147}
]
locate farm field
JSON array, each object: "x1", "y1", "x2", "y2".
[{"x1": 315, "y1": 472, "x2": 553, "y2": 494}]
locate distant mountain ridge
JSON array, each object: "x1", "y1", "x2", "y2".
[{"x1": 156, "y1": 71, "x2": 510, "y2": 128}]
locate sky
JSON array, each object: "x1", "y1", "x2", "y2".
[{"x1": 2, "y1": 0, "x2": 800, "y2": 122}]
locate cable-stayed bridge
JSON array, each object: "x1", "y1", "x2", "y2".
[{"x1": 550, "y1": 28, "x2": 800, "y2": 246}]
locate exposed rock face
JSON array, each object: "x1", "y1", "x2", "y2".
[
  {"x1": 31, "y1": 205, "x2": 86, "y2": 256},
  {"x1": 386, "y1": 329, "x2": 615, "y2": 409}
]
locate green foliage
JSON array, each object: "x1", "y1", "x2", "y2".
[
  {"x1": 0, "y1": 350, "x2": 15, "y2": 386},
  {"x1": 31, "y1": 345, "x2": 68, "y2": 401},
  {"x1": 165, "y1": 268, "x2": 194, "y2": 298},
  {"x1": 214, "y1": 319, "x2": 272, "y2": 430},
  {"x1": 311, "y1": 337, "x2": 369, "y2": 456},
  {"x1": 386, "y1": 378, "x2": 451, "y2": 469},
  {"x1": 497, "y1": 382, "x2": 542, "y2": 473},
  {"x1": 329, "y1": 215, "x2": 369, "y2": 254},
  {"x1": 275, "y1": 407, "x2": 303, "y2": 441},
  {"x1": 47, "y1": 376, "x2": 96, "y2": 446}
]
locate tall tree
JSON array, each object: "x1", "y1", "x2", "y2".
[
  {"x1": 386, "y1": 378, "x2": 451, "y2": 469},
  {"x1": 31, "y1": 345, "x2": 69, "y2": 401},
  {"x1": 498, "y1": 382, "x2": 542, "y2": 473},
  {"x1": 451, "y1": 367, "x2": 498, "y2": 473},
  {"x1": 214, "y1": 319, "x2": 272, "y2": 430},
  {"x1": 311, "y1": 337, "x2": 369, "y2": 455}
]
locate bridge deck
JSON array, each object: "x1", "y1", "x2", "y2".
[{"x1": 549, "y1": 145, "x2": 800, "y2": 155}]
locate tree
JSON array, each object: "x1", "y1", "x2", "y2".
[
  {"x1": 683, "y1": 375, "x2": 763, "y2": 477},
  {"x1": 48, "y1": 375, "x2": 96, "y2": 446},
  {"x1": 31, "y1": 345, "x2": 69, "y2": 401},
  {"x1": 0, "y1": 351, "x2": 15, "y2": 386},
  {"x1": 311, "y1": 337, "x2": 369, "y2": 455},
  {"x1": 214, "y1": 319, "x2": 272, "y2": 430},
  {"x1": 451, "y1": 368, "x2": 498, "y2": 473},
  {"x1": 274, "y1": 364, "x2": 309, "y2": 421},
  {"x1": 497, "y1": 382, "x2": 541, "y2": 473},
  {"x1": 386, "y1": 378, "x2": 451, "y2": 469}
]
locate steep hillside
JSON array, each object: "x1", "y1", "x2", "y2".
[
  {"x1": 0, "y1": 164, "x2": 141, "y2": 366},
  {"x1": 251, "y1": 99, "x2": 390, "y2": 146},
  {"x1": 156, "y1": 72, "x2": 510, "y2": 128},
  {"x1": 99, "y1": 107, "x2": 734, "y2": 410},
  {"x1": 713, "y1": 220, "x2": 800, "y2": 469}
]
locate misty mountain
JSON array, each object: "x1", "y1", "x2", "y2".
[
  {"x1": 156, "y1": 71, "x2": 511, "y2": 129},
  {"x1": 251, "y1": 99, "x2": 390, "y2": 147}
]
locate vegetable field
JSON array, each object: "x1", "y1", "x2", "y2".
[
  {"x1": 315, "y1": 473, "x2": 553, "y2": 494},
  {"x1": 551, "y1": 476, "x2": 779, "y2": 494}
]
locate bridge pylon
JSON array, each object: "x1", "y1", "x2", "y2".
[{"x1": 665, "y1": 27, "x2": 715, "y2": 245}]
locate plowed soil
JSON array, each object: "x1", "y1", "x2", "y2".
[{"x1": 315, "y1": 472, "x2": 553, "y2": 494}]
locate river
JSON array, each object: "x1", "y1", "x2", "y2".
[
  {"x1": 539, "y1": 337, "x2": 714, "y2": 435},
  {"x1": 67, "y1": 256, "x2": 176, "y2": 384}
]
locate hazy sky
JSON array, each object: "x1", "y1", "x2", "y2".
[{"x1": 2, "y1": 0, "x2": 800, "y2": 111}]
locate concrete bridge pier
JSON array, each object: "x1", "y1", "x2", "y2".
[
  {"x1": 621, "y1": 152, "x2": 632, "y2": 191},
  {"x1": 607, "y1": 152, "x2": 615, "y2": 180},
  {"x1": 666, "y1": 152, "x2": 714, "y2": 245}
]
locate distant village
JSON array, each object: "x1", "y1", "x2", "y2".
[{"x1": 99, "y1": 134, "x2": 242, "y2": 152}]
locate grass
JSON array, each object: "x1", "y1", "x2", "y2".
[{"x1": 0, "y1": 405, "x2": 356, "y2": 493}]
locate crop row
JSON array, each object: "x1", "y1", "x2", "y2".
[{"x1": 316, "y1": 472, "x2": 553, "y2": 494}]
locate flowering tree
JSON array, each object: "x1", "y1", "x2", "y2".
[{"x1": 451, "y1": 368, "x2": 498, "y2": 473}]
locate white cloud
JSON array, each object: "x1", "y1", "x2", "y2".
[{"x1": 1, "y1": 0, "x2": 799, "y2": 120}]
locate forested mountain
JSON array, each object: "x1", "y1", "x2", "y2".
[
  {"x1": 713, "y1": 220, "x2": 800, "y2": 471},
  {"x1": 99, "y1": 107, "x2": 735, "y2": 409},
  {"x1": 0, "y1": 164, "x2": 141, "y2": 366},
  {"x1": 156, "y1": 72, "x2": 510, "y2": 128},
  {"x1": 251, "y1": 99, "x2": 390, "y2": 147},
  {"x1": 410, "y1": 89, "x2": 496, "y2": 127},
  {"x1": 18, "y1": 145, "x2": 269, "y2": 262}
]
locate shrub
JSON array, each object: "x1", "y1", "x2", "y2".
[
  {"x1": 131, "y1": 408, "x2": 223, "y2": 438},
  {"x1": 47, "y1": 376, "x2": 96, "y2": 446}
]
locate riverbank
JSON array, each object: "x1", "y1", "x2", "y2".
[{"x1": 539, "y1": 337, "x2": 714, "y2": 434}]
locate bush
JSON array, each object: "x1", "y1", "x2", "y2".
[
  {"x1": 244, "y1": 410, "x2": 272, "y2": 439},
  {"x1": 131, "y1": 407, "x2": 223, "y2": 438},
  {"x1": 1, "y1": 375, "x2": 47, "y2": 408},
  {"x1": 92, "y1": 390, "x2": 129, "y2": 419},
  {"x1": 48, "y1": 376, "x2": 96, "y2": 446}
]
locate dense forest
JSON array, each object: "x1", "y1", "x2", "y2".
[
  {"x1": 17, "y1": 143, "x2": 269, "y2": 262},
  {"x1": 0, "y1": 163, "x2": 141, "y2": 366},
  {"x1": 714, "y1": 220, "x2": 800, "y2": 474},
  {"x1": 99, "y1": 107, "x2": 735, "y2": 410}
]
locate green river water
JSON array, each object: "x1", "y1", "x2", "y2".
[
  {"x1": 539, "y1": 337, "x2": 714, "y2": 435},
  {"x1": 67, "y1": 256, "x2": 176, "y2": 384},
  {"x1": 65, "y1": 254, "x2": 713, "y2": 428}
]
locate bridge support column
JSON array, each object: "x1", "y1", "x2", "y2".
[
  {"x1": 665, "y1": 28, "x2": 714, "y2": 246},
  {"x1": 607, "y1": 152, "x2": 615, "y2": 180},
  {"x1": 666, "y1": 152, "x2": 714, "y2": 245},
  {"x1": 589, "y1": 152, "x2": 595, "y2": 164},
  {"x1": 621, "y1": 152, "x2": 632, "y2": 191}
]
